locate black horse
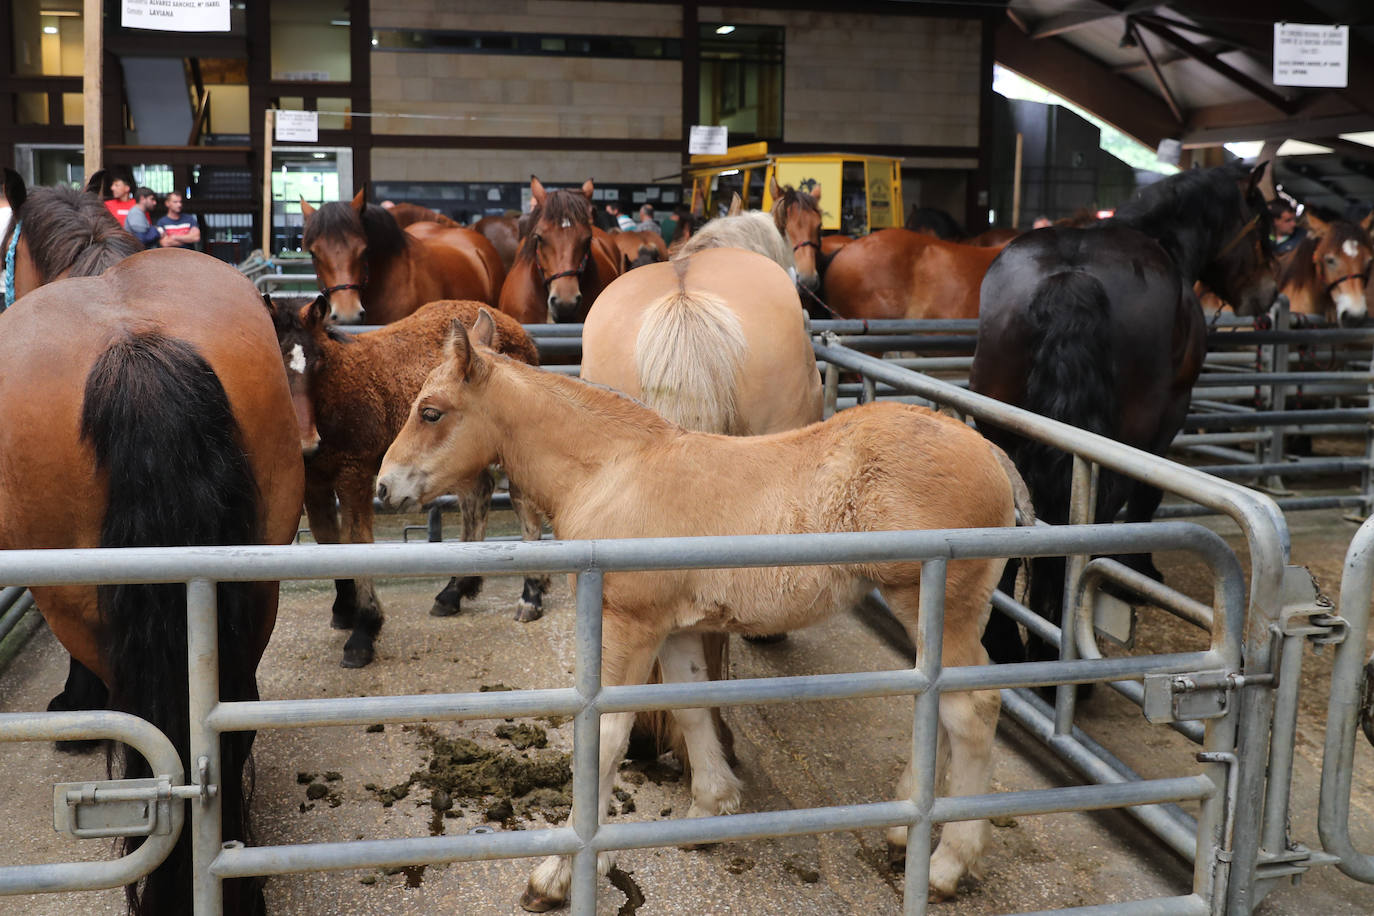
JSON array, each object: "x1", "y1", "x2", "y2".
[{"x1": 971, "y1": 161, "x2": 1275, "y2": 667}]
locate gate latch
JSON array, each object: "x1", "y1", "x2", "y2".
[
  {"x1": 54, "y1": 777, "x2": 174, "y2": 839},
  {"x1": 1279, "y1": 565, "x2": 1347, "y2": 646},
  {"x1": 1143, "y1": 670, "x2": 1264, "y2": 724}
]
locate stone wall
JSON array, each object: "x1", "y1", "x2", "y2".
[{"x1": 372, "y1": 147, "x2": 681, "y2": 186}]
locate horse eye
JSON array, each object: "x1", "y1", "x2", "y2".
[{"x1": 420, "y1": 407, "x2": 442, "y2": 423}]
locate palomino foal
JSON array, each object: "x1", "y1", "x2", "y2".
[{"x1": 377, "y1": 310, "x2": 1015, "y2": 908}]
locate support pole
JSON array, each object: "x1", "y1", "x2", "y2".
[
  {"x1": 1012, "y1": 132, "x2": 1024, "y2": 230},
  {"x1": 83, "y1": 0, "x2": 102, "y2": 178},
  {"x1": 261, "y1": 109, "x2": 274, "y2": 255}
]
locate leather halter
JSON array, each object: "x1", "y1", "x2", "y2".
[
  {"x1": 793, "y1": 239, "x2": 821, "y2": 254},
  {"x1": 1324, "y1": 264, "x2": 1371, "y2": 297},
  {"x1": 1215, "y1": 213, "x2": 1262, "y2": 260},
  {"x1": 312, "y1": 253, "x2": 368, "y2": 300},
  {"x1": 534, "y1": 234, "x2": 590, "y2": 287}
]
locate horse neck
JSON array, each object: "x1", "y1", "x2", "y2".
[
  {"x1": 1278, "y1": 239, "x2": 1320, "y2": 313},
  {"x1": 481, "y1": 360, "x2": 666, "y2": 518}
]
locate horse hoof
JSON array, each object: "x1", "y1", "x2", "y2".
[
  {"x1": 340, "y1": 646, "x2": 375, "y2": 669},
  {"x1": 514, "y1": 601, "x2": 544, "y2": 623},
  {"x1": 54, "y1": 737, "x2": 103, "y2": 755},
  {"x1": 743, "y1": 632, "x2": 787, "y2": 645},
  {"x1": 429, "y1": 599, "x2": 461, "y2": 618},
  {"x1": 519, "y1": 888, "x2": 564, "y2": 912}
]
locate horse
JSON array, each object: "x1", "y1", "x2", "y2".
[
  {"x1": 497, "y1": 177, "x2": 622, "y2": 324},
  {"x1": 673, "y1": 210, "x2": 795, "y2": 275},
  {"x1": 0, "y1": 178, "x2": 304, "y2": 915},
  {"x1": 376, "y1": 309, "x2": 1021, "y2": 908},
  {"x1": 385, "y1": 201, "x2": 460, "y2": 229},
  {"x1": 768, "y1": 175, "x2": 823, "y2": 292},
  {"x1": 608, "y1": 228, "x2": 669, "y2": 271},
  {"x1": 970, "y1": 160, "x2": 1275, "y2": 667},
  {"x1": 580, "y1": 246, "x2": 824, "y2": 767},
  {"x1": 300, "y1": 188, "x2": 505, "y2": 324},
  {"x1": 267, "y1": 296, "x2": 548, "y2": 668},
  {"x1": 1277, "y1": 212, "x2": 1371, "y2": 326},
  {"x1": 905, "y1": 205, "x2": 965, "y2": 240},
  {"x1": 822, "y1": 227, "x2": 1001, "y2": 321},
  {"x1": 473, "y1": 214, "x2": 520, "y2": 273}
]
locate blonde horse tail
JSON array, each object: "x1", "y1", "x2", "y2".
[{"x1": 634, "y1": 261, "x2": 748, "y2": 434}]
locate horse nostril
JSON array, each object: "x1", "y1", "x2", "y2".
[{"x1": 376, "y1": 482, "x2": 388, "y2": 502}]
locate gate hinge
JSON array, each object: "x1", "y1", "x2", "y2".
[{"x1": 1279, "y1": 565, "x2": 1347, "y2": 646}]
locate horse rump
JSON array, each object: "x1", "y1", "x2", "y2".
[{"x1": 82, "y1": 331, "x2": 265, "y2": 915}]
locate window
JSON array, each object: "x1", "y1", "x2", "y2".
[
  {"x1": 698, "y1": 24, "x2": 783, "y2": 142},
  {"x1": 272, "y1": 0, "x2": 352, "y2": 82}
]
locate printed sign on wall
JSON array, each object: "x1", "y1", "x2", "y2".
[
  {"x1": 1273, "y1": 23, "x2": 1348, "y2": 88},
  {"x1": 275, "y1": 111, "x2": 319, "y2": 143},
  {"x1": 122, "y1": 0, "x2": 231, "y2": 32},
  {"x1": 689, "y1": 125, "x2": 729, "y2": 156}
]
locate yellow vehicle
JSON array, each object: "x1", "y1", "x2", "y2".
[{"x1": 684, "y1": 142, "x2": 903, "y2": 236}]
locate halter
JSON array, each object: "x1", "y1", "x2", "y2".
[
  {"x1": 312, "y1": 252, "x2": 368, "y2": 300},
  {"x1": 792, "y1": 239, "x2": 821, "y2": 255},
  {"x1": 2, "y1": 218, "x2": 19, "y2": 309},
  {"x1": 534, "y1": 234, "x2": 590, "y2": 287},
  {"x1": 1323, "y1": 263, "x2": 1371, "y2": 297},
  {"x1": 1215, "y1": 213, "x2": 1261, "y2": 260}
]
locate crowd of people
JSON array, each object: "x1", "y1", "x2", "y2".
[{"x1": 100, "y1": 175, "x2": 202, "y2": 251}]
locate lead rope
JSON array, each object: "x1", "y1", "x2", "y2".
[{"x1": 2, "y1": 218, "x2": 20, "y2": 310}]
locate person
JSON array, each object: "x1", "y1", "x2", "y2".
[
  {"x1": 1270, "y1": 199, "x2": 1306, "y2": 257},
  {"x1": 613, "y1": 202, "x2": 635, "y2": 231},
  {"x1": 1031, "y1": 214, "x2": 1052, "y2": 229},
  {"x1": 634, "y1": 203, "x2": 659, "y2": 234},
  {"x1": 594, "y1": 201, "x2": 623, "y2": 232},
  {"x1": 156, "y1": 191, "x2": 201, "y2": 250},
  {"x1": 123, "y1": 187, "x2": 161, "y2": 249},
  {"x1": 103, "y1": 176, "x2": 136, "y2": 226}
]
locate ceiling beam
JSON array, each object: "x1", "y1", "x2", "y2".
[
  {"x1": 1131, "y1": 20, "x2": 1185, "y2": 124},
  {"x1": 1026, "y1": 0, "x2": 1161, "y2": 40},
  {"x1": 1184, "y1": 107, "x2": 1374, "y2": 145},
  {"x1": 994, "y1": 17, "x2": 1179, "y2": 148},
  {"x1": 1134, "y1": 15, "x2": 1299, "y2": 115},
  {"x1": 1111, "y1": 40, "x2": 1229, "y2": 74}
]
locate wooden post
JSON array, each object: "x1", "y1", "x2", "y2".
[
  {"x1": 261, "y1": 109, "x2": 274, "y2": 255},
  {"x1": 83, "y1": 0, "x2": 102, "y2": 178},
  {"x1": 1011, "y1": 132, "x2": 1024, "y2": 230}
]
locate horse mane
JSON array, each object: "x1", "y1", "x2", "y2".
[
  {"x1": 674, "y1": 211, "x2": 794, "y2": 275},
  {"x1": 301, "y1": 200, "x2": 411, "y2": 263},
  {"x1": 906, "y1": 206, "x2": 966, "y2": 240},
  {"x1": 2, "y1": 185, "x2": 140, "y2": 283},
  {"x1": 770, "y1": 186, "x2": 820, "y2": 226},
  {"x1": 1109, "y1": 162, "x2": 1268, "y2": 280}
]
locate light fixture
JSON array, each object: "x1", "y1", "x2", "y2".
[
  {"x1": 718, "y1": 168, "x2": 739, "y2": 176},
  {"x1": 330, "y1": 19, "x2": 349, "y2": 26},
  {"x1": 371, "y1": 37, "x2": 378, "y2": 46},
  {"x1": 312, "y1": 152, "x2": 327, "y2": 159},
  {"x1": 43, "y1": 25, "x2": 57, "y2": 34},
  {"x1": 716, "y1": 25, "x2": 735, "y2": 35}
]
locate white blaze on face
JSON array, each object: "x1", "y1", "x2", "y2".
[
  {"x1": 560, "y1": 218, "x2": 571, "y2": 229},
  {"x1": 289, "y1": 343, "x2": 307, "y2": 375},
  {"x1": 1344, "y1": 239, "x2": 1362, "y2": 258}
]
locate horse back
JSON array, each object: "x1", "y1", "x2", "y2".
[
  {"x1": 824, "y1": 228, "x2": 994, "y2": 320},
  {"x1": 406, "y1": 224, "x2": 507, "y2": 307}
]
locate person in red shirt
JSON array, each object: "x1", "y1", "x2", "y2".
[{"x1": 103, "y1": 176, "x2": 135, "y2": 226}]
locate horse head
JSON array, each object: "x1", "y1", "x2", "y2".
[
  {"x1": 301, "y1": 187, "x2": 370, "y2": 324},
  {"x1": 521, "y1": 176, "x2": 596, "y2": 322},
  {"x1": 1197, "y1": 161, "x2": 1278, "y2": 319},
  {"x1": 770, "y1": 176, "x2": 823, "y2": 291},
  {"x1": 266, "y1": 293, "x2": 329, "y2": 454},
  {"x1": 1307, "y1": 213, "x2": 1371, "y2": 326},
  {"x1": 2, "y1": 177, "x2": 137, "y2": 301}
]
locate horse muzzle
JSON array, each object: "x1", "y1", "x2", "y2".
[
  {"x1": 375, "y1": 466, "x2": 425, "y2": 512},
  {"x1": 546, "y1": 291, "x2": 583, "y2": 323},
  {"x1": 326, "y1": 290, "x2": 366, "y2": 324}
]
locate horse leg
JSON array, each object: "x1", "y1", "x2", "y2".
[
  {"x1": 303, "y1": 474, "x2": 355, "y2": 631},
  {"x1": 1116, "y1": 481, "x2": 1166, "y2": 584},
  {"x1": 46, "y1": 655, "x2": 109, "y2": 754},
  {"x1": 881, "y1": 563, "x2": 1000, "y2": 901},
  {"x1": 522, "y1": 609, "x2": 662, "y2": 912},
  {"x1": 980, "y1": 558, "x2": 1025, "y2": 665},
  {"x1": 430, "y1": 468, "x2": 494, "y2": 617},
  {"x1": 657, "y1": 632, "x2": 742, "y2": 827},
  {"x1": 337, "y1": 466, "x2": 383, "y2": 669},
  {"x1": 509, "y1": 480, "x2": 551, "y2": 622}
]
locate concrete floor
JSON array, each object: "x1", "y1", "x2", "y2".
[{"x1": 1, "y1": 508, "x2": 1373, "y2": 915}]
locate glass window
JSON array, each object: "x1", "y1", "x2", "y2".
[
  {"x1": 11, "y1": 0, "x2": 82, "y2": 77},
  {"x1": 698, "y1": 24, "x2": 783, "y2": 142},
  {"x1": 271, "y1": 0, "x2": 351, "y2": 82}
]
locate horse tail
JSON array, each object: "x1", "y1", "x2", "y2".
[
  {"x1": 634, "y1": 259, "x2": 748, "y2": 434},
  {"x1": 82, "y1": 332, "x2": 263, "y2": 916},
  {"x1": 1020, "y1": 270, "x2": 1118, "y2": 524}
]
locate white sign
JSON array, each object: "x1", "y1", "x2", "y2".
[
  {"x1": 121, "y1": 0, "x2": 230, "y2": 32},
  {"x1": 689, "y1": 125, "x2": 729, "y2": 156},
  {"x1": 275, "y1": 110, "x2": 319, "y2": 143},
  {"x1": 1273, "y1": 23, "x2": 1349, "y2": 88}
]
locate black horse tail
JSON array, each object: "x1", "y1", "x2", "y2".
[
  {"x1": 82, "y1": 332, "x2": 263, "y2": 916},
  {"x1": 1020, "y1": 270, "x2": 1119, "y2": 524}
]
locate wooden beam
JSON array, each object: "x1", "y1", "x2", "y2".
[
  {"x1": 1131, "y1": 20, "x2": 1185, "y2": 125},
  {"x1": 1027, "y1": 0, "x2": 1159, "y2": 40},
  {"x1": 83, "y1": 0, "x2": 102, "y2": 176},
  {"x1": 1134, "y1": 15, "x2": 1298, "y2": 115}
]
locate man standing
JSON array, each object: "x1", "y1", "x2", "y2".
[
  {"x1": 1269, "y1": 199, "x2": 1306, "y2": 257},
  {"x1": 157, "y1": 191, "x2": 201, "y2": 250},
  {"x1": 123, "y1": 187, "x2": 162, "y2": 249},
  {"x1": 104, "y1": 176, "x2": 136, "y2": 226}
]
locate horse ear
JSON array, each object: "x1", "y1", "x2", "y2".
[
  {"x1": 769, "y1": 173, "x2": 782, "y2": 201},
  {"x1": 306, "y1": 294, "x2": 329, "y2": 327},
  {"x1": 1363, "y1": 210, "x2": 1374, "y2": 239},
  {"x1": 810, "y1": 182, "x2": 822, "y2": 201},
  {"x1": 1306, "y1": 211, "x2": 1330, "y2": 240},
  {"x1": 530, "y1": 175, "x2": 546, "y2": 207},
  {"x1": 471, "y1": 307, "x2": 498, "y2": 349},
  {"x1": 444, "y1": 318, "x2": 476, "y2": 379},
  {"x1": 300, "y1": 197, "x2": 316, "y2": 219},
  {"x1": 727, "y1": 192, "x2": 743, "y2": 217},
  {"x1": 350, "y1": 187, "x2": 366, "y2": 213},
  {"x1": 84, "y1": 169, "x2": 108, "y2": 197},
  {"x1": 581, "y1": 178, "x2": 595, "y2": 200},
  {"x1": 2, "y1": 167, "x2": 26, "y2": 211}
]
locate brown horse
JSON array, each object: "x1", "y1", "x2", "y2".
[
  {"x1": 473, "y1": 214, "x2": 520, "y2": 273},
  {"x1": 1278, "y1": 213, "x2": 1371, "y2": 326},
  {"x1": 769, "y1": 175, "x2": 823, "y2": 291},
  {"x1": 385, "y1": 201, "x2": 460, "y2": 229},
  {"x1": 609, "y1": 228, "x2": 669, "y2": 270},
  {"x1": 497, "y1": 177, "x2": 621, "y2": 323},
  {"x1": 301, "y1": 188, "x2": 505, "y2": 324},
  {"x1": 0, "y1": 178, "x2": 304, "y2": 915},
  {"x1": 267, "y1": 296, "x2": 548, "y2": 668},
  {"x1": 377, "y1": 310, "x2": 1017, "y2": 909},
  {"x1": 823, "y1": 228, "x2": 1000, "y2": 321}
]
